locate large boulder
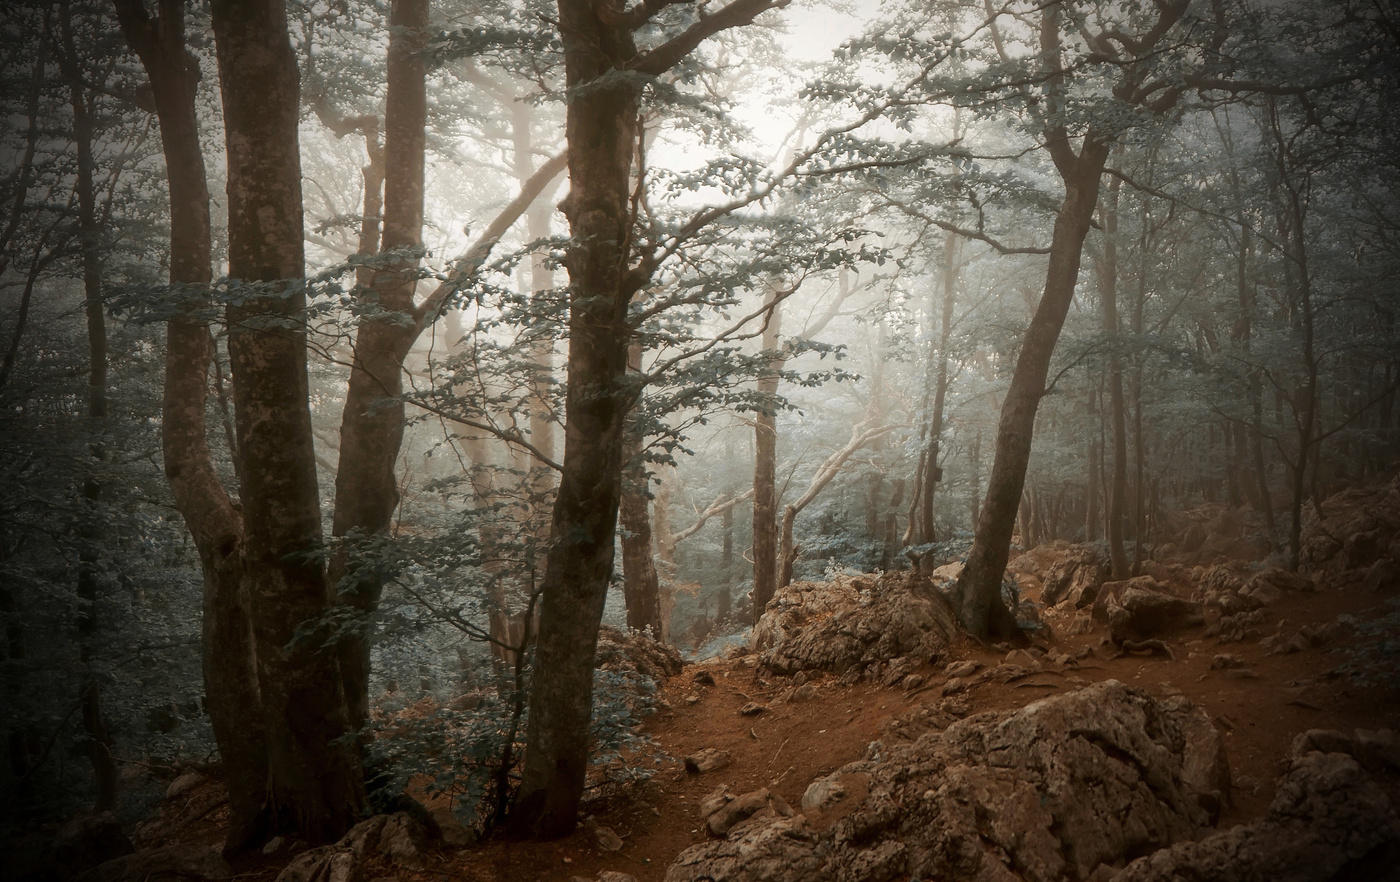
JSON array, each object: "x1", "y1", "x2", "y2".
[
  {"x1": 1113, "y1": 735, "x2": 1400, "y2": 881},
  {"x1": 1041, "y1": 544, "x2": 1111, "y2": 607},
  {"x1": 666, "y1": 681, "x2": 1229, "y2": 882},
  {"x1": 752, "y1": 572, "x2": 958, "y2": 678},
  {"x1": 1106, "y1": 585, "x2": 1204, "y2": 643},
  {"x1": 1300, "y1": 475, "x2": 1400, "y2": 577}
]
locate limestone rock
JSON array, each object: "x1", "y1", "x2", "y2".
[
  {"x1": 1113, "y1": 750, "x2": 1400, "y2": 881},
  {"x1": 668, "y1": 681, "x2": 1228, "y2": 882},
  {"x1": 754, "y1": 572, "x2": 957, "y2": 677},
  {"x1": 596, "y1": 625, "x2": 684, "y2": 683},
  {"x1": 666, "y1": 816, "x2": 825, "y2": 882},
  {"x1": 274, "y1": 846, "x2": 358, "y2": 882},
  {"x1": 685, "y1": 747, "x2": 734, "y2": 774},
  {"x1": 1042, "y1": 545, "x2": 1111, "y2": 607},
  {"x1": 1106, "y1": 585, "x2": 1203, "y2": 643}
]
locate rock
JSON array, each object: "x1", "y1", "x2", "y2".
[
  {"x1": 738, "y1": 702, "x2": 766, "y2": 716},
  {"x1": 74, "y1": 845, "x2": 231, "y2": 882},
  {"x1": 685, "y1": 747, "x2": 734, "y2": 774},
  {"x1": 1210, "y1": 654, "x2": 1245, "y2": 670},
  {"x1": 598, "y1": 873, "x2": 640, "y2": 882},
  {"x1": 1300, "y1": 476, "x2": 1400, "y2": 576},
  {"x1": 1365, "y1": 558, "x2": 1400, "y2": 593},
  {"x1": 705, "y1": 788, "x2": 773, "y2": 837},
  {"x1": 754, "y1": 572, "x2": 957, "y2": 677},
  {"x1": 586, "y1": 820, "x2": 624, "y2": 852},
  {"x1": 669, "y1": 681, "x2": 1228, "y2": 882},
  {"x1": 275, "y1": 846, "x2": 358, "y2": 882},
  {"x1": 1106, "y1": 585, "x2": 1203, "y2": 643},
  {"x1": 791, "y1": 683, "x2": 819, "y2": 701},
  {"x1": 165, "y1": 771, "x2": 206, "y2": 801},
  {"x1": 943, "y1": 659, "x2": 981, "y2": 678},
  {"x1": 596, "y1": 625, "x2": 684, "y2": 683},
  {"x1": 54, "y1": 812, "x2": 135, "y2": 877},
  {"x1": 1042, "y1": 544, "x2": 1111, "y2": 607},
  {"x1": 1092, "y1": 575, "x2": 1166, "y2": 623},
  {"x1": 1211, "y1": 609, "x2": 1266, "y2": 643},
  {"x1": 1113, "y1": 750, "x2": 1400, "y2": 881},
  {"x1": 1246, "y1": 567, "x2": 1314, "y2": 596},
  {"x1": 338, "y1": 812, "x2": 427, "y2": 868},
  {"x1": 801, "y1": 772, "x2": 849, "y2": 813},
  {"x1": 1004, "y1": 648, "x2": 1042, "y2": 669},
  {"x1": 666, "y1": 816, "x2": 825, "y2": 882}
]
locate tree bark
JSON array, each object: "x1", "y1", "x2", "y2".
[
  {"x1": 953, "y1": 0, "x2": 1187, "y2": 639},
  {"x1": 330, "y1": 0, "x2": 429, "y2": 734},
  {"x1": 955, "y1": 140, "x2": 1109, "y2": 638},
  {"x1": 1096, "y1": 174, "x2": 1130, "y2": 578},
  {"x1": 620, "y1": 343, "x2": 663, "y2": 636},
  {"x1": 751, "y1": 289, "x2": 782, "y2": 621},
  {"x1": 916, "y1": 233, "x2": 960, "y2": 545},
  {"x1": 508, "y1": 0, "x2": 786, "y2": 839},
  {"x1": 507, "y1": 0, "x2": 643, "y2": 839},
  {"x1": 211, "y1": 0, "x2": 365, "y2": 842},
  {"x1": 111, "y1": 0, "x2": 268, "y2": 851},
  {"x1": 59, "y1": 18, "x2": 118, "y2": 810}
]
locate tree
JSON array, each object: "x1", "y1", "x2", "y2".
[
  {"x1": 954, "y1": 0, "x2": 1194, "y2": 639},
  {"x1": 210, "y1": 0, "x2": 368, "y2": 842},
  {"x1": 110, "y1": 0, "x2": 273, "y2": 850},
  {"x1": 508, "y1": 0, "x2": 791, "y2": 838},
  {"x1": 329, "y1": 0, "x2": 429, "y2": 734}
]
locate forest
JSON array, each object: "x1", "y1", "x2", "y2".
[{"x1": 2, "y1": 0, "x2": 1399, "y2": 880}]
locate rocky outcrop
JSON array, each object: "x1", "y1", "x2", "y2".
[
  {"x1": 1041, "y1": 544, "x2": 1111, "y2": 608},
  {"x1": 1105, "y1": 584, "x2": 1204, "y2": 643},
  {"x1": 272, "y1": 811, "x2": 432, "y2": 882},
  {"x1": 596, "y1": 625, "x2": 683, "y2": 683},
  {"x1": 752, "y1": 572, "x2": 958, "y2": 678},
  {"x1": 666, "y1": 681, "x2": 1228, "y2": 882},
  {"x1": 1300, "y1": 474, "x2": 1400, "y2": 577},
  {"x1": 1113, "y1": 731, "x2": 1400, "y2": 881}
]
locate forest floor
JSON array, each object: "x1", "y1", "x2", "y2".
[
  {"x1": 115, "y1": 543, "x2": 1400, "y2": 882},
  {"x1": 415, "y1": 553, "x2": 1400, "y2": 881}
]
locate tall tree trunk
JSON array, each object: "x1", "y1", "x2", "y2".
[
  {"x1": 917, "y1": 232, "x2": 960, "y2": 545},
  {"x1": 507, "y1": 0, "x2": 642, "y2": 839},
  {"x1": 751, "y1": 288, "x2": 783, "y2": 620},
  {"x1": 620, "y1": 343, "x2": 663, "y2": 636},
  {"x1": 330, "y1": 0, "x2": 429, "y2": 734},
  {"x1": 718, "y1": 503, "x2": 734, "y2": 621},
  {"x1": 211, "y1": 0, "x2": 365, "y2": 842},
  {"x1": 1096, "y1": 175, "x2": 1130, "y2": 578},
  {"x1": 59, "y1": 22, "x2": 118, "y2": 810},
  {"x1": 955, "y1": 138, "x2": 1110, "y2": 639},
  {"x1": 1085, "y1": 375, "x2": 1101, "y2": 543},
  {"x1": 111, "y1": 0, "x2": 268, "y2": 851}
]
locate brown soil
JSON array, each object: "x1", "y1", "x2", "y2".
[{"x1": 134, "y1": 565, "x2": 1400, "y2": 882}]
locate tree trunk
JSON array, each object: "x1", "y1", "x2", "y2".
[
  {"x1": 955, "y1": 137, "x2": 1110, "y2": 639},
  {"x1": 111, "y1": 0, "x2": 268, "y2": 851},
  {"x1": 620, "y1": 346, "x2": 663, "y2": 636},
  {"x1": 211, "y1": 0, "x2": 365, "y2": 842},
  {"x1": 751, "y1": 288, "x2": 783, "y2": 620},
  {"x1": 507, "y1": 0, "x2": 642, "y2": 839},
  {"x1": 60, "y1": 29, "x2": 118, "y2": 811},
  {"x1": 918, "y1": 232, "x2": 960, "y2": 545},
  {"x1": 718, "y1": 503, "x2": 733, "y2": 622},
  {"x1": 330, "y1": 0, "x2": 429, "y2": 734},
  {"x1": 1096, "y1": 175, "x2": 1130, "y2": 578}
]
